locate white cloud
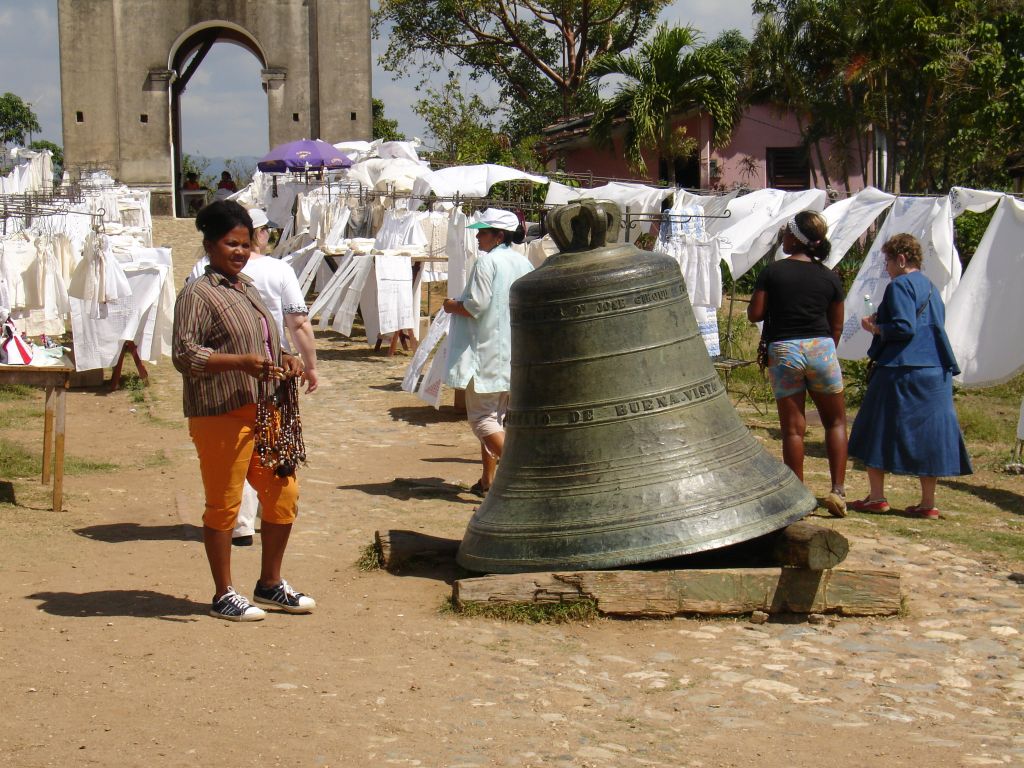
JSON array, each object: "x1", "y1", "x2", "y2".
[{"x1": 0, "y1": 9, "x2": 13, "y2": 28}]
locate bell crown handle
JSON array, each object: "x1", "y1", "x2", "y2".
[{"x1": 546, "y1": 199, "x2": 622, "y2": 252}]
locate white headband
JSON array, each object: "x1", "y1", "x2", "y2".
[{"x1": 787, "y1": 216, "x2": 811, "y2": 246}]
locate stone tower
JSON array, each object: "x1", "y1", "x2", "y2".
[{"x1": 57, "y1": 0, "x2": 372, "y2": 214}]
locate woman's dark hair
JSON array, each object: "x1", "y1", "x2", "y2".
[
  {"x1": 499, "y1": 225, "x2": 526, "y2": 247},
  {"x1": 195, "y1": 200, "x2": 253, "y2": 243},
  {"x1": 791, "y1": 210, "x2": 831, "y2": 263}
]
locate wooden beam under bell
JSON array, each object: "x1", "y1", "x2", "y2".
[{"x1": 452, "y1": 568, "x2": 901, "y2": 618}]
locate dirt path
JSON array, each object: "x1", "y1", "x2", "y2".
[{"x1": 2, "y1": 217, "x2": 1022, "y2": 767}]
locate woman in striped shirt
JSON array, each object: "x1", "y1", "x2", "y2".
[{"x1": 173, "y1": 200, "x2": 316, "y2": 621}]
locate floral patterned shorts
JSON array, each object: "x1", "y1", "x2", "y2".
[{"x1": 767, "y1": 337, "x2": 844, "y2": 399}]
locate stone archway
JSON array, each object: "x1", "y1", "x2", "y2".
[
  {"x1": 167, "y1": 22, "x2": 269, "y2": 207},
  {"x1": 57, "y1": 0, "x2": 372, "y2": 214}
]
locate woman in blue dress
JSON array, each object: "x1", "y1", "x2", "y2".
[{"x1": 848, "y1": 234, "x2": 972, "y2": 518}]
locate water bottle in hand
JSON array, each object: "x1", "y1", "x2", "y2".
[{"x1": 862, "y1": 294, "x2": 875, "y2": 316}]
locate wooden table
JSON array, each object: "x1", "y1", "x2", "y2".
[{"x1": 0, "y1": 357, "x2": 75, "y2": 511}]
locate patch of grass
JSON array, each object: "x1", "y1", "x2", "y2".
[
  {"x1": 0, "y1": 407, "x2": 43, "y2": 429},
  {"x1": 355, "y1": 542, "x2": 383, "y2": 571},
  {"x1": 956, "y1": 396, "x2": 1010, "y2": 444},
  {"x1": 0, "y1": 439, "x2": 117, "y2": 478},
  {"x1": 0, "y1": 384, "x2": 34, "y2": 401},
  {"x1": 120, "y1": 372, "x2": 148, "y2": 404},
  {"x1": 442, "y1": 596, "x2": 599, "y2": 624},
  {"x1": 138, "y1": 449, "x2": 170, "y2": 469},
  {"x1": 0, "y1": 440, "x2": 40, "y2": 478}
]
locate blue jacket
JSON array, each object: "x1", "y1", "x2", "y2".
[{"x1": 868, "y1": 270, "x2": 960, "y2": 373}]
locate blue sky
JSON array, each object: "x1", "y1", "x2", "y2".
[{"x1": 0, "y1": 0, "x2": 755, "y2": 159}]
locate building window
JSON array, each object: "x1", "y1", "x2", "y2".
[
  {"x1": 76, "y1": 111, "x2": 84, "y2": 123},
  {"x1": 292, "y1": 113, "x2": 300, "y2": 122},
  {"x1": 766, "y1": 147, "x2": 810, "y2": 190},
  {"x1": 140, "y1": 114, "x2": 148, "y2": 124},
  {"x1": 350, "y1": 112, "x2": 357, "y2": 121}
]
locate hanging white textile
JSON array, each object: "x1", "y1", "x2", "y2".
[
  {"x1": 66, "y1": 233, "x2": 133, "y2": 319},
  {"x1": 673, "y1": 189, "x2": 740, "y2": 236},
  {"x1": 348, "y1": 158, "x2": 431, "y2": 193},
  {"x1": 367, "y1": 254, "x2": 416, "y2": 338},
  {"x1": 837, "y1": 195, "x2": 961, "y2": 360},
  {"x1": 945, "y1": 193, "x2": 1024, "y2": 387},
  {"x1": 322, "y1": 204, "x2": 352, "y2": 251},
  {"x1": 402, "y1": 309, "x2": 450, "y2": 400},
  {"x1": 719, "y1": 188, "x2": 827, "y2": 280},
  {"x1": 306, "y1": 250, "x2": 375, "y2": 335},
  {"x1": 374, "y1": 209, "x2": 428, "y2": 250},
  {"x1": 419, "y1": 211, "x2": 449, "y2": 282},
  {"x1": 445, "y1": 208, "x2": 476, "y2": 299},
  {"x1": 526, "y1": 235, "x2": 559, "y2": 268},
  {"x1": 821, "y1": 187, "x2": 897, "y2": 269},
  {"x1": 410, "y1": 164, "x2": 548, "y2": 207},
  {"x1": 654, "y1": 201, "x2": 723, "y2": 356},
  {"x1": 377, "y1": 140, "x2": 422, "y2": 162},
  {"x1": 69, "y1": 263, "x2": 172, "y2": 371}
]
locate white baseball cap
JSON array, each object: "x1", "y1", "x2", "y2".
[
  {"x1": 247, "y1": 208, "x2": 275, "y2": 229},
  {"x1": 467, "y1": 208, "x2": 519, "y2": 232}
]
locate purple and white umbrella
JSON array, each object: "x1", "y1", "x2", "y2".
[{"x1": 257, "y1": 139, "x2": 353, "y2": 173}]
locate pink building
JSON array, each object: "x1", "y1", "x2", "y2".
[{"x1": 542, "y1": 104, "x2": 868, "y2": 194}]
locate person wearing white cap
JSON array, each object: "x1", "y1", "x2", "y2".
[{"x1": 443, "y1": 208, "x2": 533, "y2": 496}]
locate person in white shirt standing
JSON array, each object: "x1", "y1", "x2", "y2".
[{"x1": 443, "y1": 208, "x2": 533, "y2": 496}]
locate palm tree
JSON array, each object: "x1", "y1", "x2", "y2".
[{"x1": 588, "y1": 24, "x2": 740, "y2": 185}]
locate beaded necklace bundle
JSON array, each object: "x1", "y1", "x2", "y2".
[{"x1": 254, "y1": 376, "x2": 306, "y2": 477}]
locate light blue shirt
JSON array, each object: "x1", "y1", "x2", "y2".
[{"x1": 445, "y1": 244, "x2": 533, "y2": 393}]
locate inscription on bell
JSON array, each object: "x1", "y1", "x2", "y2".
[
  {"x1": 512, "y1": 282, "x2": 683, "y2": 323},
  {"x1": 505, "y1": 376, "x2": 721, "y2": 428}
]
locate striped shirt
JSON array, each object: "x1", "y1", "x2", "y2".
[{"x1": 172, "y1": 268, "x2": 282, "y2": 417}]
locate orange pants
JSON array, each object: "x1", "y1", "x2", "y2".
[{"x1": 188, "y1": 404, "x2": 298, "y2": 531}]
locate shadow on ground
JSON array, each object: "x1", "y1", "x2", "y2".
[
  {"x1": 338, "y1": 477, "x2": 476, "y2": 503},
  {"x1": 941, "y1": 479, "x2": 1024, "y2": 516},
  {"x1": 27, "y1": 589, "x2": 207, "y2": 620},
  {"x1": 74, "y1": 523, "x2": 203, "y2": 542},
  {"x1": 0, "y1": 481, "x2": 15, "y2": 505},
  {"x1": 389, "y1": 406, "x2": 465, "y2": 426},
  {"x1": 371, "y1": 529, "x2": 472, "y2": 584},
  {"x1": 316, "y1": 347, "x2": 393, "y2": 363}
]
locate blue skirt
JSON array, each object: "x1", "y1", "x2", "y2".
[{"x1": 848, "y1": 366, "x2": 972, "y2": 477}]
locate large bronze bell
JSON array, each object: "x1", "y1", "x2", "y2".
[{"x1": 456, "y1": 200, "x2": 816, "y2": 574}]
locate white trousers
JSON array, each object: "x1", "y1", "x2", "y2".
[{"x1": 233, "y1": 481, "x2": 260, "y2": 538}]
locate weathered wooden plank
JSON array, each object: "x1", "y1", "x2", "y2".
[
  {"x1": 453, "y1": 568, "x2": 901, "y2": 618},
  {"x1": 770, "y1": 521, "x2": 850, "y2": 570},
  {"x1": 375, "y1": 529, "x2": 460, "y2": 571}
]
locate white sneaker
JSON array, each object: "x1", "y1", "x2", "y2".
[
  {"x1": 253, "y1": 579, "x2": 316, "y2": 614},
  {"x1": 210, "y1": 587, "x2": 266, "y2": 621}
]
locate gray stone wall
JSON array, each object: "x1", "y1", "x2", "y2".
[{"x1": 58, "y1": 0, "x2": 372, "y2": 215}]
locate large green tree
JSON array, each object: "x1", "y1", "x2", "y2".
[
  {"x1": 0, "y1": 92, "x2": 41, "y2": 146},
  {"x1": 413, "y1": 76, "x2": 543, "y2": 170},
  {"x1": 588, "y1": 24, "x2": 740, "y2": 183},
  {"x1": 751, "y1": 0, "x2": 1024, "y2": 192},
  {"x1": 373, "y1": 0, "x2": 670, "y2": 140}
]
